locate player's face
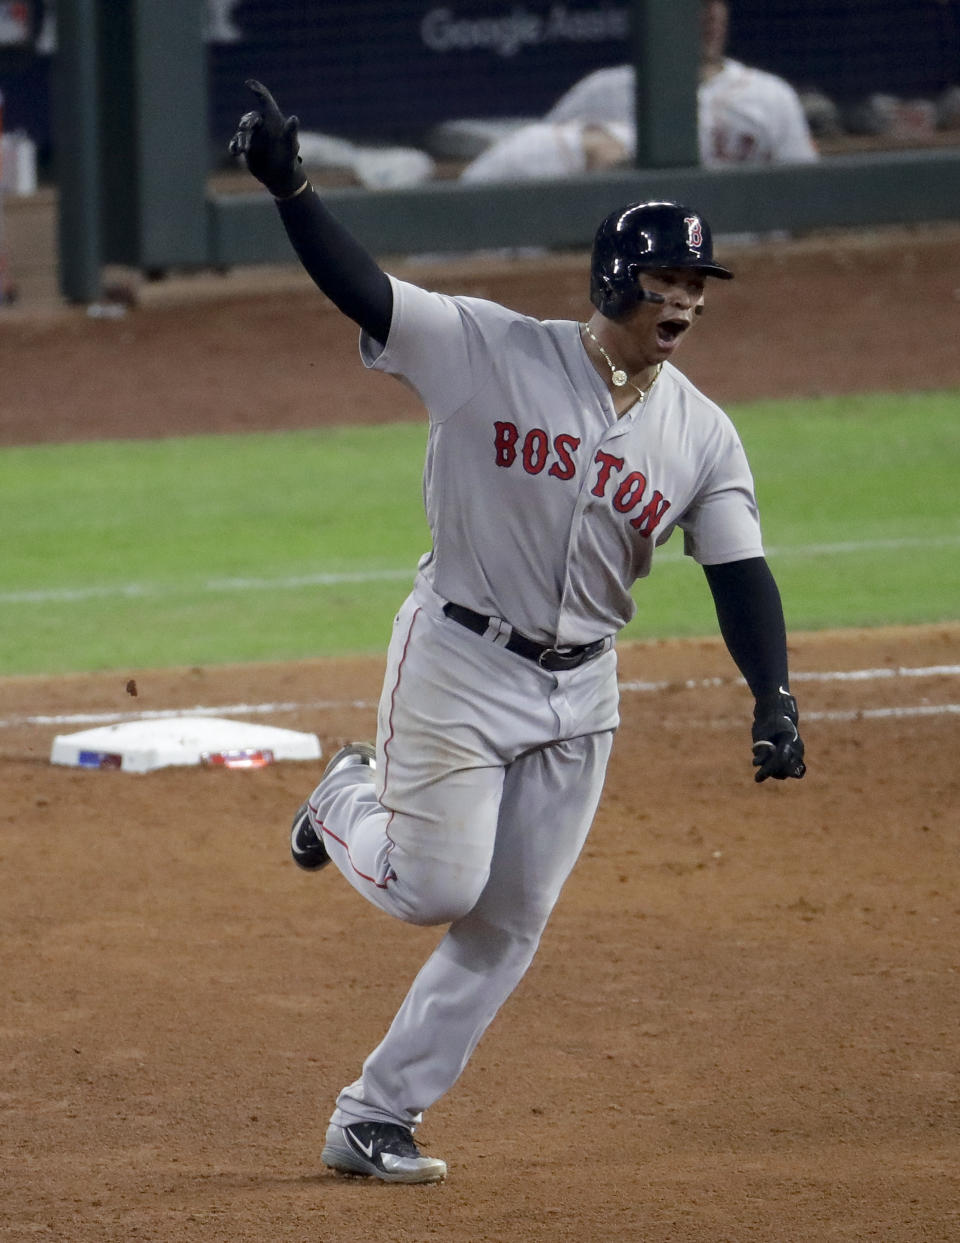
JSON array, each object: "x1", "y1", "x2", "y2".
[{"x1": 628, "y1": 268, "x2": 708, "y2": 361}]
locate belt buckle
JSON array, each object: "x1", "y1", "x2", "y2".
[{"x1": 538, "y1": 646, "x2": 582, "y2": 672}]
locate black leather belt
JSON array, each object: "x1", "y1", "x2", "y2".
[{"x1": 442, "y1": 602, "x2": 607, "y2": 672}]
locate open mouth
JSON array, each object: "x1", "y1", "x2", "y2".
[{"x1": 656, "y1": 318, "x2": 689, "y2": 348}]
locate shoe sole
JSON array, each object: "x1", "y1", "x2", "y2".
[{"x1": 321, "y1": 741, "x2": 376, "y2": 781}]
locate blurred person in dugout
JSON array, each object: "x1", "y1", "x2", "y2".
[
  {"x1": 18, "y1": 2, "x2": 245, "y2": 51},
  {"x1": 460, "y1": 0, "x2": 819, "y2": 183}
]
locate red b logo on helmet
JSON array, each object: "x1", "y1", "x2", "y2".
[{"x1": 684, "y1": 216, "x2": 703, "y2": 248}]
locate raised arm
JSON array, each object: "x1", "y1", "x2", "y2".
[
  {"x1": 703, "y1": 556, "x2": 806, "y2": 783},
  {"x1": 229, "y1": 80, "x2": 393, "y2": 344}
]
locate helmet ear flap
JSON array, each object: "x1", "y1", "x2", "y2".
[
  {"x1": 590, "y1": 251, "x2": 654, "y2": 319},
  {"x1": 595, "y1": 266, "x2": 642, "y2": 321}
]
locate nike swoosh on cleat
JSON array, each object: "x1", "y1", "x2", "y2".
[{"x1": 348, "y1": 1130, "x2": 376, "y2": 1159}]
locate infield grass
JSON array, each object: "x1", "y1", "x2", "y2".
[{"x1": 1, "y1": 390, "x2": 957, "y2": 675}]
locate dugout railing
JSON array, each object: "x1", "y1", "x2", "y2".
[{"x1": 52, "y1": 0, "x2": 960, "y2": 303}]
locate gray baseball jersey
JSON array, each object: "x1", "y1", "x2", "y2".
[{"x1": 361, "y1": 276, "x2": 763, "y2": 646}]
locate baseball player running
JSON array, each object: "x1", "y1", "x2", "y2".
[{"x1": 230, "y1": 81, "x2": 806, "y2": 1185}]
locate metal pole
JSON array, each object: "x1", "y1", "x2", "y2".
[
  {"x1": 96, "y1": 0, "x2": 209, "y2": 271},
  {"x1": 132, "y1": 0, "x2": 209, "y2": 268},
  {"x1": 54, "y1": 0, "x2": 102, "y2": 303},
  {"x1": 631, "y1": 0, "x2": 701, "y2": 169}
]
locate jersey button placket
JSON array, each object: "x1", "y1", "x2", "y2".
[{"x1": 555, "y1": 439, "x2": 604, "y2": 641}]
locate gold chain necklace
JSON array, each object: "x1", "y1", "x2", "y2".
[{"x1": 582, "y1": 322, "x2": 661, "y2": 401}]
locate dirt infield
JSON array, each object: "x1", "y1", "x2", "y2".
[
  {"x1": 3, "y1": 222, "x2": 960, "y2": 445},
  {"x1": 2, "y1": 226, "x2": 959, "y2": 1240}
]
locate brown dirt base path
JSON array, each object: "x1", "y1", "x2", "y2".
[
  {"x1": 2, "y1": 222, "x2": 960, "y2": 445},
  {"x1": 1, "y1": 225, "x2": 959, "y2": 1239},
  {"x1": 2, "y1": 626, "x2": 959, "y2": 1241}
]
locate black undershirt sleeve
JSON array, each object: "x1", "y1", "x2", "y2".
[
  {"x1": 276, "y1": 185, "x2": 393, "y2": 345},
  {"x1": 703, "y1": 557, "x2": 790, "y2": 700}
]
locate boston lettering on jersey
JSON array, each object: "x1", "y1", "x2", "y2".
[{"x1": 493, "y1": 421, "x2": 671, "y2": 538}]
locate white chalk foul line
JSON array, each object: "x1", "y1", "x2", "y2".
[
  {"x1": 0, "y1": 698, "x2": 377, "y2": 730},
  {"x1": 618, "y1": 664, "x2": 960, "y2": 694},
  {"x1": 793, "y1": 664, "x2": 960, "y2": 683},
  {"x1": 3, "y1": 533, "x2": 959, "y2": 606},
  {"x1": 805, "y1": 703, "x2": 960, "y2": 722},
  {"x1": 0, "y1": 569, "x2": 413, "y2": 606},
  {"x1": 2, "y1": 663, "x2": 959, "y2": 732}
]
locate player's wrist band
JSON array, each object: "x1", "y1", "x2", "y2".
[{"x1": 274, "y1": 178, "x2": 311, "y2": 202}]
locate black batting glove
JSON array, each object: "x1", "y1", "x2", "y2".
[
  {"x1": 228, "y1": 79, "x2": 307, "y2": 199},
  {"x1": 751, "y1": 687, "x2": 806, "y2": 783}
]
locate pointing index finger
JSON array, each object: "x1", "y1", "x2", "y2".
[{"x1": 245, "y1": 79, "x2": 281, "y2": 116}]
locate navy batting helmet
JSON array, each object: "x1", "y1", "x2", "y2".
[{"x1": 590, "y1": 200, "x2": 733, "y2": 320}]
